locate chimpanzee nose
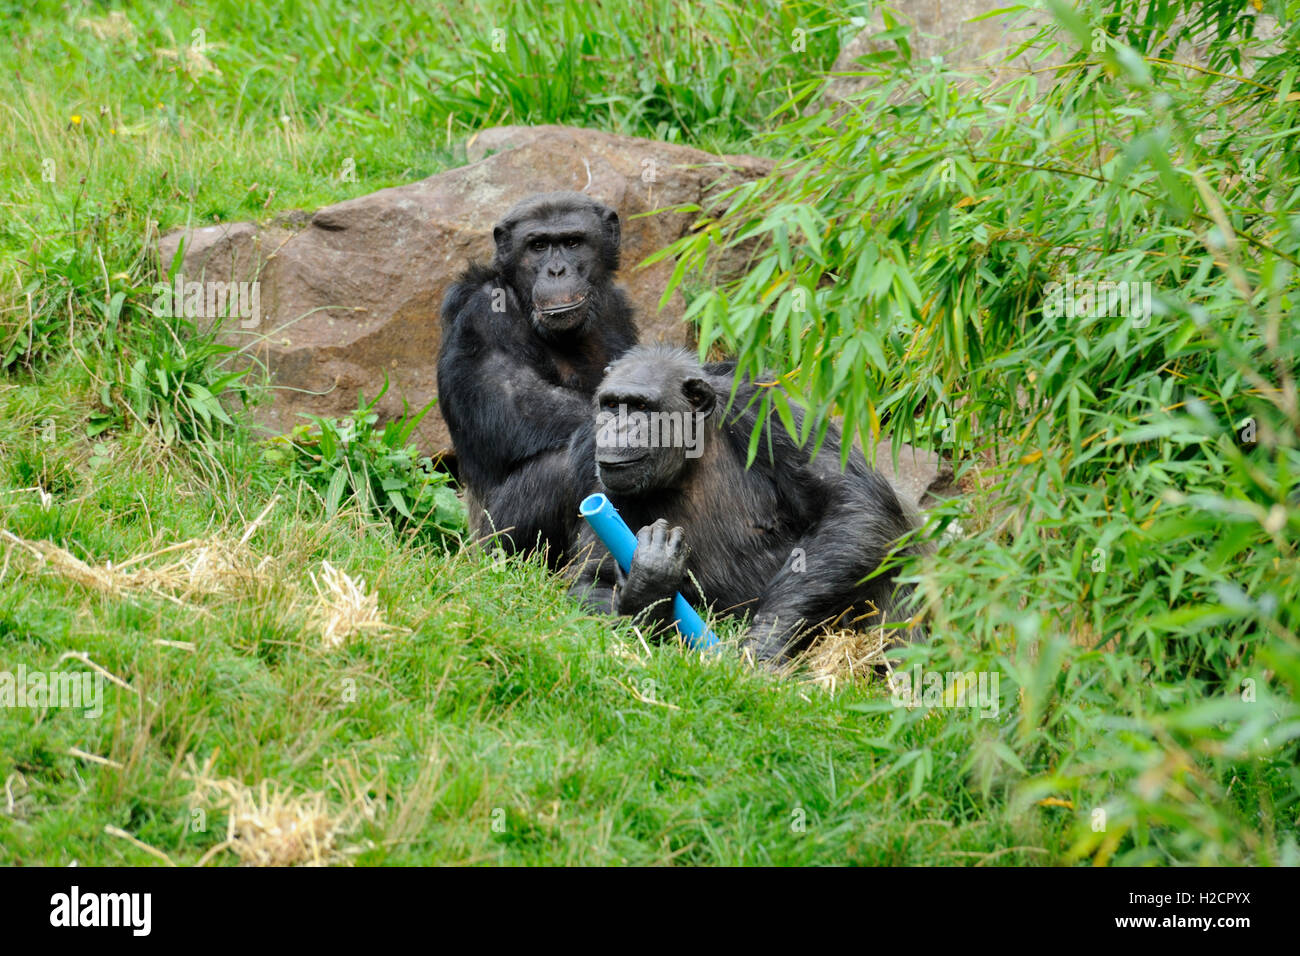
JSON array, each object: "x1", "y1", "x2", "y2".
[{"x1": 547, "y1": 261, "x2": 567, "y2": 277}]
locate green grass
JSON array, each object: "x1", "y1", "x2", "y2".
[
  {"x1": 0, "y1": 0, "x2": 847, "y2": 264},
  {"x1": 0, "y1": 370, "x2": 1057, "y2": 865},
  {"x1": 1, "y1": 0, "x2": 1296, "y2": 866}
]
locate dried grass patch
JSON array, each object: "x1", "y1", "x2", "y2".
[
  {"x1": 76, "y1": 11, "x2": 137, "y2": 43},
  {"x1": 3, "y1": 507, "x2": 404, "y2": 651},
  {"x1": 796, "y1": 626, "x2": 897, "y2": 694},
  {"x1": 306, "y1": 560, "x2": 406, "y2": 649},
  {"x1": 186, "y1": 756, "x2": 380, "y2": 867},
  {"x1": 194, "y1": 776, "x2": 342, "y2": 866},
  {"x1": 0, "y1": 499, "x2": 279, "y2": 605}
]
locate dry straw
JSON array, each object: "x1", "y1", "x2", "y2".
[
  {"x1": 185, "y1": 755, "x2": 380, "y2": 867},
  {"x1": 193, "y1": 775, "x2": 343, "y2": 867},
  {"x1": 307, "y1": 560, "x2": 405, "y2": 649},
  {"x1": 0, "y1": 497, "x2": 280, "y2": 604},
  {"x1": 796, "y1": 626, "x2": 894, "y2": 694}
]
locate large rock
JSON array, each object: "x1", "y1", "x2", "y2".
[{"x1": 159, "y1": 126, "x2": 774, "y2": 455}]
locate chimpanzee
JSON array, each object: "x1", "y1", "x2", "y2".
[
  {"x1": 437, "y1": 192, "x2": 638, "y2": 568},
  {"x1": 567, "y1": 345, "x2": 925, "y2": 661}
]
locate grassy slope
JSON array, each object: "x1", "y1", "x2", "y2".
[{"x1": 0, "y1": 365, "x2": 1054, "y2": 865}]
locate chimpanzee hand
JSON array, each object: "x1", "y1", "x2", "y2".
[{"x1": 614, "y1": 518, "x2": 688, "y2": 627}]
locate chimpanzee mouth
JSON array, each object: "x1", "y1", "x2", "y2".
[
  {"x1": 533, "y1": 294, "x2": 589, "y2": 316},
  {"x1": 598, "y1": 455, "x2": 647, "y2": 471}
]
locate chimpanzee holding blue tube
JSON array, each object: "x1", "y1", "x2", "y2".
[{"x1": 567, "y1": 345, "x2": 925, "y2": 662}]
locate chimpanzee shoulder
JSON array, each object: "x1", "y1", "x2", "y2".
[
  {"x1": 440, "y1": 264, "x2": 531, "y2": 344},
  {"x1": 440, "y1": 262, "x2": 498, "y2": 325}
]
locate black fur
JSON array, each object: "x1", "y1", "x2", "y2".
[
  {"x1": 437, "y1": 193, "x2": 638, "y2": 568},
  {"x1": 567, "y1": 345, "x2": 924, "y2": 661}
]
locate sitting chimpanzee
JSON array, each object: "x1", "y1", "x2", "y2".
[
  {"x1": 437, "y1": 192, "x2": 638, "y2": 569},
  {"x1": 567, "y1": 345, "x2": 925, "y2": 661}
]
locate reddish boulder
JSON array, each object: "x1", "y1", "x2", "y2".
[{"x1": 159, "y1": 125, "x2": 774, "y2": 454}]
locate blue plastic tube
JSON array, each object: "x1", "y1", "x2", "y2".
[{"x1": 578, "y1": 493, "x2": 719, "y2": 650}]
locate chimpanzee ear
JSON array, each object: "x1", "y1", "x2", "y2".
[
  {"x1": 601, "y1": 207, "x2": 621, "y2": 249},
  {"x1": 682, "y1": 377, "x2": 716, "y2": 416},
  {"x1": 492, "y1": 223, "x2": 512, "y2": 268},
  {"x1": 600, "y1": 207, "x2": 621, "y2": 269}
]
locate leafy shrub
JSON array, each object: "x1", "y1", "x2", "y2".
[
  {"x1": 2, "y1": 221, "x2": 129, "y2": 373},
  {"x1": 88, "y1": 276, "x2": 250, "y2": 449},
  {"x1": 264, "y1": 379, "x2": 465, "y2": 547},
  {"x1": 423, "y1": 0, "x2": 849, "y2": 145}
]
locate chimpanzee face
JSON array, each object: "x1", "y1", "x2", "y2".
[
  {"x1": 593, "y1": 357, "x2": 716, "y2": 497},
  {"x1": 496, "y1": 205, "x2": 618, "y2": 337}
]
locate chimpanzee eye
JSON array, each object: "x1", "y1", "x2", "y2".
[
  {"x1": 563, "y1": 237, "x2": 580, "y2": 249},
  {"x1": 529, "y1": 239, "x2": 547, "y2": 253}
]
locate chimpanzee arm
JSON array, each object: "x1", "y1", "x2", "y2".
[
  {"x1": 438, "y1": 320, "x2": 596, "y2": 564},
  {"x1": 441, "y1": 345, "x2": 592, "y2": 486},
  {"x1": 612, "y1": 519, "x2": 688, "y2": 630},
  {"x1": 566, "y1": 526, "x2": 620, "y2": 613}
]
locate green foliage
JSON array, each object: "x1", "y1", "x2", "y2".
[
  {"x1": 663, "y1": 0, "x2": 1300, "y2": 863},
  {"x1": 0, "y1": 0, "x2": 864, "y2": 269},
  {"x1": 102, "y1": 333, "x2": 245, "y2": 445},
  {"x1": 2, "y1": 212, "x2": 248, "y2": 458},
  {"x1": 1, "y1": 220, "x2": 127, "y2": 372},
  {"x1": 424, "y1": 0, "x2": 848, "y2": 144},
  {"x1": 88, "y1": 275, "x2": 249, "y2": 449},
  {"x1": 265, "y1": 380, "x2": 466, "y2": 547}
]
